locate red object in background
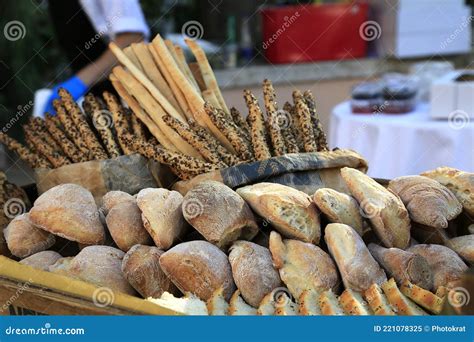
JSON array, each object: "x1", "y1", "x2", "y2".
[{"x1": 261, "y1": 3, "x2": 369, "y2": 64}]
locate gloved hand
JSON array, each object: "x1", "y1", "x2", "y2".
[{"x1": 43, "y1": 76, "x2": 88, "y2": 114}]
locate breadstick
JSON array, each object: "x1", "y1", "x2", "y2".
[
  {"x1": 24, "y1": 129, "x2": 70, "y2": 168},
  {"x1": 28, "y1": 117, "x2": 62, "y2": 153},
  {"x1": 230, "y1": 107, "x2": 250, "y2": 135},
  {"x1": 293, "y1": 90, "x2": 317, "y2": 152},
  {"x1": 205, "y1": 103, "x2": 254, "y2": 162},
  {"x1": 53, "y1": 100, "x2": 93, "y2": 160},
  {"x1": 202, "y1": 89, "x2": 222, "y2": 111},
  {"x1": 85, "y1": 93, "x2": 122, "y2": 158},
  {"x1": 0, "y1": 133, "x2": 51, "y2": 168},
  {"x1": 189, "y1": 62, "x2": 206, "y2": 91},
  {"x1": 124, "y1": 46, "x2": 144, "y2": 72},
  {"x1": 58, "y1": 88, "x2": 108, "y2": 160},
  {"x1": 162, "y1": 114, "x2": 226, "y2": 167},
  {"x1": 174, "y1": 45, "x2": 200, "y2": 91},
  {"x1": 186, "y1": 38, "x2": 229, "y2": 113},
  {"x1": 283, "y1": 101, "x2": 304, "y2": 151},
  {"x1": 303, "y1": 90, "x2": 328, "y2": 151},
  {"x1": 128, "y1": 108, "x2": 148, "y2": 141},
  {"x1": 263, "y1": 79, "x2": 286, "y2": 156},
  {"x1": 243, "y1": 90, "x2": 271, "y2": 160},
  {"x1": 44, "y1": 114, "x2": 88, "y2": 163},
  {"x1": 130, "y1": 42, "x2": 183, "y2": 116}
]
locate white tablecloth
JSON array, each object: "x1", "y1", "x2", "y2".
[{"x1": 329, "y1": 102, "x2": 474, "y2": 179}]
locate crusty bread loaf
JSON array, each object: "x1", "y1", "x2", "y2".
[
  {"x1": 182, "y1": 181, "x2": 258, "y2": 249},
  {"x1": 106, "y1": 201, "x2": 152, "y2": 252},
  {"x1": 381, "y1": 278, "x2": 427, "y2": 315},
  {"x1": 313, "y1": 188, "x2": 364, "y2": 235},
  {"x1": 400, "y1": 280, "x2": 444, "y2": 314},
  {"x1": 29, "y1": 184, "x2": 105, "y2": 245},
  {"x1": 341, "y1": 167, "x2": 410, "y2": 249},
  {"x1": 122, "y1": 244, "x2": 179, "y2": 298},
  {"x1": 101, "y1": 190, "x2": 135, "y2": 216},
  {"x1": 339, "y1": 289, "x2": 373, "y2": 315},
  {"x1": 319, "y1": 290, "x2": 345, "y2": 315},
  {"x1": 229, "y1": 240, "x2": 281, "y2": 307},
  {"x1": 364, "y1": 283, "x2": 395, "y2": 315},
  {"x1": 136, "y1": 188, "x2": 189, "y2": 250},
  {"x1": 388, "y1": 175, "x2": 462, "y2": 229},
  {"x1": 4, "y1": 213, "x2": 55, "y2": 258},
  {"x1": 19, "y1": 250, "x2": 62, "y2": 271},
  {"x1": 411, "y1": 223, "x2": 450, "y2": 245},
  {"x1": 159, "y1": 240, "x2": 236, "y2": 301},
  {"x1": 148, "y1": 291, "x2": 208, "y2": 315},
  {"x1": 237, "y1": 182, "x2": 321, "y2": 244},
  {"x1": 446, "y1": 235, "x2": 474, "y2": 264},
  {"x1": 298, "y1": 289, "x2": 321, "y2": 315},
  {"x1": 67, "y1": 245, "x2": 135, "y2": 295},
  {"x1": 324, "y1": 223, "x2": 386, "y2": 292},
  {"x1": 206, "y1": 287, "x2": 229, "y2": 315},
  {"x1": 421, "y1": 167, "x2": 474, "y2": 216},
  {"x1": 228, "y1": 290, "x2": 257, "y2": 315},
  {"x1": 269, "y1": 231, "x2": 339, "y2": 298},
  {"x1": 368, "y1": 243, "x2": 433, "y2": 290},
  {"x1": 274, "y1": 293, "x2": 298, "y2": 315},
  {"x1": 48, "y1": 256, "x2": 74, "y2": 275},
  {"x1": 407, "y1": 244, "x2": 468, "y2": 290}
]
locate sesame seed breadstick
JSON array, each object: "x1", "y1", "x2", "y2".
[
  {"x1": 230, "y1": 107, "x2": 250, "y2": 137},
  {"x1": 303, "y1": 90, "x2": 328, "y2": 151},
  {"x1": 53, "y1": 100, "x2": 93, "y2": 160},
  {"x1": 263, "y1": 79, "x2": 286, "y2": 156},
  {"x1": 0, "y1": 133, "x2": 51, "y2": 168},
  {"x1": 283, "y1": 101, "x2": 304, "y2": 151},
  {"x1": 293, "y1": 90, "x2": 317, "y2": 153},
  {"x1": 58, "y1": 88, "x2": 108, "y2": 160},
  {"x1": 24, "y1": 130, "x2": 70, "y2": 168},
  {"x1": 162, "y1": 113, "x2": 226, "y2": 167},
  {"x1": 28, "y1": 117, "x2": 63, "y2": 153},
  {"x1": 128, "y1": 108, "x2": 148, "y2": 141},
  {"x1": 243, "y1": 90, "x2": 271, "y2": 161}
]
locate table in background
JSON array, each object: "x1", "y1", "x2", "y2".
[{"x1": 329, "y1": 102, "x2": 474, "y2": 179}]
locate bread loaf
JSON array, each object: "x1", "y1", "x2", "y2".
[
  {"x1": 341, "y1": 167, "x2": 410, "y2": 249},
  {"x1": 229, "y1": 240, "x2": 281, "y2": 307},
  {"x1": 237, "y1": 183, "x2": 321, "y2": 244},
  {"x1": 136, "y1": 188, "x2": 188, "y2": 250},
  {"x1": 364, "y1": 283, "x2": 395, "y2": 315},
  {"x1": 407, "y1": 244, "x2": 468, "y2": 290},
  {"x1": 122, "y1": 244, "x2": 179, "y2": 298},
  {"x1": 4, "y1": 214, "x2": 55, "y2": 258},
  {"x1": 446, "y1": 235, "x2": 474, "y2": 264},
  {"x1": 313, "y1": 188, "x2": 364, "y2": 235},
  {"x1": 29, "y1": 184, "x2": 105, "y2": 245},
  {"x1": 368, "y1": 243, "x2": 433, "y2": 290},
  {"x1": 182, "y1": 181, "x2": 258, "y2": 249},
  {"x1": 381, "y1": 278, "x2": 427, "y2": 315},
  {"x1": 106, "y1": 201, "x2": 152, "y2": 252},
  {"x1": 421, "y1": 167, "x2": 474, "y2": 216},
  {"x1": 159, "y1": 240, "x2": 236, "y2": 301},
  {"x1": 388, "y1": 175, "x2": 462, "y2": 229},
  {"x1": 48, "y1": 256, "x2": 74, "y2": 275},
  {"x1": 269, "y1": 231, "x2": 339, "y2": 298},
  {"x1": 324, "y1": 223, "x2": 386, "y2": 292},
  {"x1": 101, "y1": 190, "x2": 135, "y2": 215},
  {"x1": 19, "y1": 250, "x2": 62, "y2": 271}
]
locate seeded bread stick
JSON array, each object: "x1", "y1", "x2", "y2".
[
  {"x1": 188, "y1": 119, "x2": 241, "y2": 166},
  {"x1": 263, "y1": 79, "x2": 286, "y2": 156},
  {"x1": 84, "y1": 93, "x2": 122, "y2": 158},
  {"x1": 303, "y1": 90, "x2": 328, "y2": 151},
  {"x1": 24, "y1": 129, "x2": 70, "y2": 168},
  {"x1": 189, "y1": 62, "x2": 206, "y2": 92},
  {"x1": 53, "y1": 100, "x2": 93, "y2": 160},
  {"x1": 162, "y1": 113, "x2": 226, "y2": 167},
  {"x1": 128, "y1": 108, "x2": 148, "y2": 141},
  {"x1": 58, "y1": 88, "x2": 108, "y2": 160},
  {"x1": 205, "y1": 103, "x2": 254, "y2": 162},
  {"x1": 168, "y1": 164, "x2": 195, "y2": 180},
  {"x1": 230, "y1": 107, "x2": 250, "y2": 136},
  {"x1": 174, "y1": 45, "x2": 200, "y2": 91},
  {"x1": 0, "y1": 133, "x2": 51, "y2": 168},
  {"x1": 243, "y1": 90, "x2": 271, "y2": 160},
  {"x1": 28, "y1": 117, "x2": 63, "y2": 153},
  {"x1": 44, "y1": 113, "x2": 87, "y2": 163},
  {"x1": 283, "y1": 101, "x2": 304, "y2": 151},
  {"x1": 293, "y1": 90, "x2": 317, "y2": 152}
]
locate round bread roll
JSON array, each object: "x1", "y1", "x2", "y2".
[
  {"x1": 159, "y1": 240, "x2": 236, "y2": 301},
  {"x1": 67, "y1": 245, "x2": 135, "y2": 295},
  {"x1": 101, "y1": 190, "x2": 135, "y2": 216},
  {"x1": 122, "y1": 244, "x2": 180, "y2": 298},
  {"x1": 4, "y1": 213, "x2": 55, "y2": 258},
  {"x1": 446, "y1": 235, "x2": 474, "y2": 264},
  {"x1": 48, "y1": 256, "x2": 74, "y2": 275},
  {"x1": 29, "y1": 184, "x2": 105, "y2": 245},
  {"x1": 136, "y1": 188, "x2": 188, "y2": 250},
  {"x1": 106, "y1": 201, "x2": 152, "y2": 252},
  {"x1": 182, "y1": 181, "x2": 258, "y2": 249},
  {"x1": 20, "y1": 250, "x2": 62, "y2": 271},
  {"x1": 229, "y1": 240, "x2": 281, "y2": 307}
]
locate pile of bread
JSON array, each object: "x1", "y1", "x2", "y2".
[{"x1": 3, "y1": 165, "x2": 473, "y2": 315}]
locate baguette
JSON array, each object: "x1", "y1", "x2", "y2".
[
  {"x1": 364, "y1": 283, "x2": 396, "y2": 315},
  {"x1": 400, "y1": 280, "x2": 444, "y2": 314},
  {"x1": 381, "y1": 278, "x2": 428, "y2": 315}
]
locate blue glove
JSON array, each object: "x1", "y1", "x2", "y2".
[{"x1": 44, "y1": 76, "x2": 88, "y2": 114}]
